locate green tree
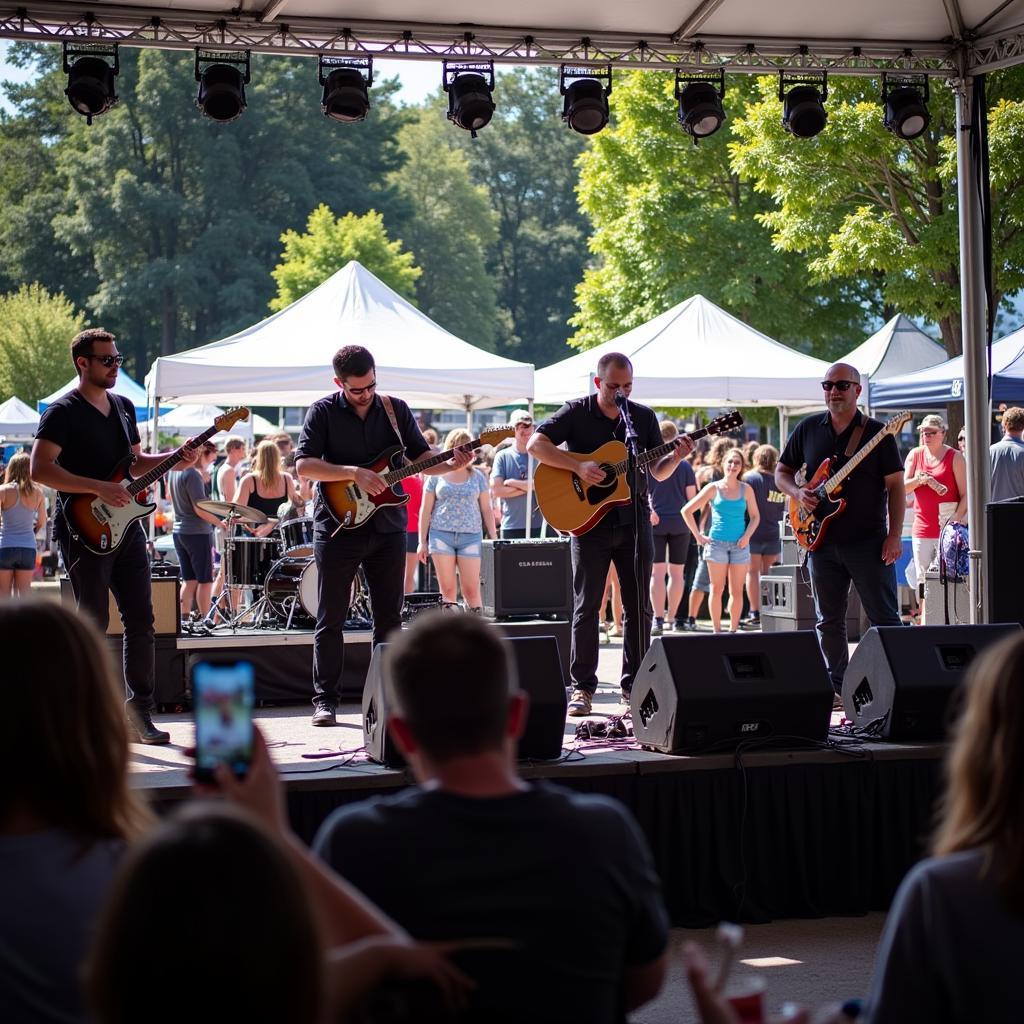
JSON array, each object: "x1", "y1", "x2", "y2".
[
  {"x1": 571, "y1": 70, "x2": 873, "y2": 357},
  {"x1": 0, "y1": 283, "x2": 86, "y2": 404},
  {"x1": 270, "y1": 205, "x2": 421, "y2": 309}
]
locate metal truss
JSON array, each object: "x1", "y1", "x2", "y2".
[
  {"x1": 967, "y1": 24, "x2": 1024, "y2": 74},
  {"x1": 0, "y1": 6, "x2": 964, "y2": 78}
]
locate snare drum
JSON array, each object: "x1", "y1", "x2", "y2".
[
  {"x1": 264, "y1": 556, "x2": 318, "y2": 627},
  {"x1": 278, "y1": 516, "x2": 314, "y2": 557},
  {"x1": 223, "y1": 536, "x2": 281, "y2": 588}
]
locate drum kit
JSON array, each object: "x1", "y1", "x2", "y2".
[{"x1": 196, "y1": 500, "x2": 370, "y2": 631}]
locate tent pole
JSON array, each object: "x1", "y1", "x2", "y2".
[
  {"x1": 525, "y1": 399, "x2": 535, "y2": 539},
  {"x1": 955, "y1": 74, "x2": 991, "y2": 624}
]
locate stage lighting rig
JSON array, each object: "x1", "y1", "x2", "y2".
[
  {"x1": 882, "y1": 74, "x2": 930, "y2": 140},
  {"x1": 560, "y1": 64, "x2": 612, "y2": 135},
  {"x1": 319, "y1": 56, "x2": 372, "y2": 123},
  {"x1": 779, "y1": 71, "x2": 828, "y2": 139},
  {"x1": 675, "y1": 68, "x2": 726, "y2": 143},
  {"x1": 443, "y1": 61, "x2": 495, "y2": 137},
  {"x1": 195, "y1": 50, "x2": 250, "y2": 123},
  {"x1": 63, "y1": 43, "x2": 119, "y2": 125}
]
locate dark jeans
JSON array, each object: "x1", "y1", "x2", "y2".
[
  {"x1": 570, "y1": 521, "x2": 653, "y2": 696},
  {"x1": 313, "y1": 528, "x2": 405, "y2": 707},
  {"x1": 808, "y1": 533, "x2": 902, "y2": 692},
  {"x1": 56, "y1": 515, "x2": 156, "y2": 713}
]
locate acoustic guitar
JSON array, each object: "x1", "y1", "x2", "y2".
[
  {"x1": 319, "y1": 426, "x2": 514, "y2": 530},
  {"x1": 789, "y1": 410, "x2": 912, "y2": 551},
  {"x1": 534, "y1": 411, "x2": 744, "y2": 536},
  {"x1": 62, "y1": 407, "x2": 251, "y2": 554}
]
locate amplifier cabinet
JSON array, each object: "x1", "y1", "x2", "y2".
[
  {"x1": 60, "y1": 576, "x2": 181, "y2": 637},
  {"x1": 482, "y1": 539, "x2": 572, "y2": 619}
]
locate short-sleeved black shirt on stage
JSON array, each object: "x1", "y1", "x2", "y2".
[
  {"x1": 779, "y1": 410, "x2": 903, "y2": 545},
  {"x1": 296, "y1": 391, "x2": 429, "y2": 534},
  {"x1": 35, "y1": 391, "x2": 140, "y2": 507},
  {"x1": 536, "y1": 395, "x2": 662, "y2": 529}
]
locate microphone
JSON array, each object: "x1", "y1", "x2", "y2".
[{"x1": 614, "y1": 390, "x2": 628, "y2": 408}]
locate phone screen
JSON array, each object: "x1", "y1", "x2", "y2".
[{"x1": 192, "y1": 660, "x2": 254, "y2": 783}]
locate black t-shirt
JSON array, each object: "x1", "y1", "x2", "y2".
[
  {"x1": 35, "y1": 391, "x2": 140, "y2": 507},
  {"x1": 313, "y1": 782, "x2": 669, "y2": 1024},
  {"x1": 296, "y1": 391, "x2": 429, "y2": 534},
  {"x1": 536, "y1": 395, "x2": 662, "y2": 529},
  {"x1": 650, "y1": 459, "x2": 697, "y2": 533},
  {"x1": 743, "y1": 469, "x2": 787, "y2": 545},
  {"x1": 779, "y1": 410, "x2": 903, "y2": 544}
]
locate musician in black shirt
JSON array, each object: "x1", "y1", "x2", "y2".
[
  {"x1": 295, "y1": 346, "x2": 472, "y2": 726},
  {"x1": 529, "y1": 353, "x2": 693, "y2": 717},
  {"x1": 31, "y1": 329, "x2": 200, "y2": 744}
]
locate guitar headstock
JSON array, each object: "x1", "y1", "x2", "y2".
[
  {"x1": 705, "y1": 410, "x2": 744, "y2": 436},
  {"x1": 215, "y1": 407, "x2": 250, "y2": 433},
  {"x1": 480, "y1": 426, "x2": 515, "y2": 446},
  {"x1": 886, "y1": 411, "x2": 912, "y2": 435}
]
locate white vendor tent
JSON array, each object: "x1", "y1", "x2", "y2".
[
  {"x1": 146, "y1": 261, "x2": 534, "y2": 412},
  {"x1": 38, "y1": 372, "x2": 152, "y2": 420},
  {"x1": 534, "y1": 294, "x2": 831, "y2": 410},
  {"x1": 0, "y1": 396, "x2": 40, "y2": 441},
  {"x1": 138, "y1": 403, "x2": 277, "y2": 440},
  {"x1": 842, "y1": 315, "x2": 948, "y2": 380}
]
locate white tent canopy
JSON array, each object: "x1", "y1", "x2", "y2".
[
  {"x1": 138, "y1": 403, "x2": 277, "y2": 439},
  {"x1": 147, "y1": 261, "x2": 534, "y2": 411},
  {"x1": 534, "y1": 294, "x2": 831, "y2": 409},
  {"x1": 0, "y1": 396, "x2": 40, "y2": 441},
  {"x1": 842, "y1": 314, "x2": 948, "y2": 380}
]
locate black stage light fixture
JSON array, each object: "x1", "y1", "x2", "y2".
[
  {"x1": 675, "y1": 68, "x2": 726, "y2": 142},
  {"x1": 63, "y1": 43, "x2": 119, "y2": 125},
  {"x1": 560, "y1": 64, "x2": 612, "y2": 135},
  {"x1": 779, "y1": 71, "x2": 828, "y2": 138},
  {"x1": 443, "y1": 61, "x2": 495, "y2": 137},
  {"x1": 882, "y1": 73, "x2": 930, "y2": 140},
  {"x1": 319, "y1": 56, "x2": 373, "y2": 123},
  {"x1": 195, "y1": 50, "x2": 250, "y2": 123}
]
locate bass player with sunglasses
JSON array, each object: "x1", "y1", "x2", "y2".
[{"x1": 774, "y1": 362, "x2": 906, "y2": 696}]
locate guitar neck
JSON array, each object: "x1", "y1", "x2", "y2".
[
  {"x1": 125, "y1": 425, "x2": 217, "y2": 496},
  {"x1": 610, "y1": 426, "x2": 713, "y2": 476},
  {"x1": 825, "y1": 428, "x2": 891, "y2": 491},
  {"x1": 382, "y1": 439, "x2": 484, "y2": 484}
]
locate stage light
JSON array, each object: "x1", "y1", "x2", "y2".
[
  {"x1": 675, "y1": 68, "x2": 726, "y2": 142},
  {"x1": 195, "y1": 50, "x2": 250, "y2": 123},
  {"x1": 63, "y1": 43, "x2": 119, "y2": 125},
  {"x1": 443, "y1": 61, "x2": 495, "y2": 137},
  {"x1": 560, "y1": 64, "x2": 612, "y2": 135},
  {"x1": 319, "y1": 56, "x2": 372, "y2": 123},
  {"x1": 779, "y1": 71, "x2": 828, "y2": 139},
  {"x1": 882, "y1": 74, "x2": 930, "y2": 140}
]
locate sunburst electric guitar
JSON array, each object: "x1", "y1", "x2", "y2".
[
  {"x1": 535, "y1": 411, "x2": 744, "y2": 537},
  {"x1": 789, "y1": 410, "x2": 912, "y2": 551},
  {"x1": 319, "y1": 426, "x2": 515, "y2": 530},
  {"x1": 62, "y1": 407, "x2": 251, "y2": 554}
]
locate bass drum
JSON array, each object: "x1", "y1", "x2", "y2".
[{"x1": 264, "y1": 557, "x2": 318, "y2": 628}]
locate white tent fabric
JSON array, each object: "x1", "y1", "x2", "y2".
[
  {"x1": 138, "y1": 403, "x2": 277, "y2": 439},
  {"x1": 38, "y1": 372, "x2": 151, "y2": 419},
  {"x1": 147, "y1": 261, "x2": 534, "y2": 411},
  {"x1": 0, "y1": 396, "x2": 40, "y2": 440},
  {"x1": 841, "y1": 314, "x2": 948, "y2": 380},
  {"x1": 533, "y1": 294, "x2": 831, "y2": 409}
]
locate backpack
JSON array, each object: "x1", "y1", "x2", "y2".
[{"x1": 939, "y1": 521, "x2": 970, "y2": 582}]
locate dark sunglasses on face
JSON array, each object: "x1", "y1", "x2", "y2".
[
  {"x1": 821, "y1": 380, "x2": 858, "y2": 392},
  {"x1": 88, "y1": 354, "x2": 124, "y2": 368},
  {"x1": 345, "y1": 380, "x2": 377, "y2": 397}
]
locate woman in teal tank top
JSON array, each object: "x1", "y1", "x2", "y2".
[{"x1": 682, "y1": 448, "x2": 759, "y2": 632}]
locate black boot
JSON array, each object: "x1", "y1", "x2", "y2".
[{"x1": 127, "y1": 708, "x2": 171, "y2": 745}]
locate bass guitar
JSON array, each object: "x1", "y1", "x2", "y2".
[
  {"x1": 319, "y1": 426, "x2": 514, "y2": 530},
  {"x1": 534, "y1": 411, "x2": 744, "y2": 537},
  {"x1": 62, "y1": 407, "x2": 251, "y2": 555},
  {"x1": 789, "y1": 410, "x2": 912, "y2": 551}
]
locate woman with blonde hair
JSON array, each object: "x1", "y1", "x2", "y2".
[
  {"x1": 0, "y1": 452, "x2": 47, "y2": 597},
  {"x1": 418, "y1": 428, "x2": 496, "y2": 611},
  {"x1": 235, "y1": 439, "x2": 303, "y2": 538}
]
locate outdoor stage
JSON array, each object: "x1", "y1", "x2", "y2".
[{"x1": 132, "y1": 634, "x2": 944, "y2": 929}]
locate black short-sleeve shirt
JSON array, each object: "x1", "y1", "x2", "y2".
[
  {"x1": 35, "y1": 391, "x2": 140, "y2": 506},
  {"x1": 536, "y1": 395, "x2": 662, "y2": 529},
  {"x1": 779, "y1": 410, "x2": 903, "y2": 544},
  {"x1": 296, "y1": 391, "x2": 429, "y2": 534}
]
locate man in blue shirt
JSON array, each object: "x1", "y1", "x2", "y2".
[
  {"x1": 989, "y1": 406, "x2": 1024, "y2": 502},
  {"x1": 489, "y1": 409, "x2": 545, "y2": 538}
]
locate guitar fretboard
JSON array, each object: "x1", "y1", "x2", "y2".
[
  {"x1": 125, "y1": 424, "x2": 219, "y2": 496},
  {"x1": 822, "y1": 418, "x2": 904, "y2": 494},
  {"x1": 608, "y1": 419, "x2": 735, "y2": 476},
  {"x1": 380, "y1": 438, "x2": 488, "y2": 486}
]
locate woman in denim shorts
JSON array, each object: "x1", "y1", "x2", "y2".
[
  {"x1": 0, "y1": 452, "x2": 47, "y2": 597},
  {"x1": 683, "y1": 448, "x2": 760, "y2": 632}
]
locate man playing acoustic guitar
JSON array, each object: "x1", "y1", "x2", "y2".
[{"x1": 774, "y1": 362, "x2": 905, "y2": 695}]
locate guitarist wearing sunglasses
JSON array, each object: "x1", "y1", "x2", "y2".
[{"x1": 774, "y1": 363, "x2": 905, "y2": 696}]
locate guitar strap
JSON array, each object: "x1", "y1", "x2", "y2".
[
  {"x1": 843, "y1": 419, "x2": 867, "y2": 458},
  {"x1": 379, "y1": 394, "x2": 408, "y2": 465}
]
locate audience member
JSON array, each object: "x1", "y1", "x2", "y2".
[
  {"x1": 0, "y1": 452, "x2": 46, "y2": 597},
  {"x1": 743, "y1": 440, "x2": 760, "y2": 469},
  {"x1": 401, "y1": 471, "x2": 424, "y2": 594},
  {"x1": 989, "y1": 406, "x2": 1024, "y2": 502},
  {"x1": 490, "y1": 410, "x2": 544, "y2": 539},
  {"x1": 741, "y1": 444, "x2": 786, "y2": 629},
  {"x1": 236, "y1": 439, "x2": 304, "y2": 537}
]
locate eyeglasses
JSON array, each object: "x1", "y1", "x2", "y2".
[
  {"x1": 87, "y1": 354, "x2": 124, "y2": 368},
  {"x1": 820, "y1": 380, "x2": 858, "y2": 392},
  {"x1": 957, "y1": 435, "x2": 966, "y2": 442},
  {"x1": 920, "y1": 429, "x2": 942, "y2": 436},
  {"x1": 515, "y1": 421, "x2": 533, "y2": 428},
  {"x1": 344, "y1": 379, "x2": 377, "y2": 397}
]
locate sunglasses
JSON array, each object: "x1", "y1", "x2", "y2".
[
  {"x1": 344, "y1": 379, "x2": 377, "y2": 397},
  {"x1": 87, "y1": 354, "x2": 124, "y2": 368},
  {"x1": 958, "y1": 435, "x2": 966, "y2": 442},
  {"x1": 821, "y1": 380, "x2": 858, "y2": 392},
  {"x1": 515, "y1": 420, "x2": 533, "y2": 428},
  {"x1": 920, "y1": 429, "x2": 942, "y2": 436}
]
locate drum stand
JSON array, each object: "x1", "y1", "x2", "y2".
[{"x1": 204, "y1": 511, "x2": 275, "y2": 632}]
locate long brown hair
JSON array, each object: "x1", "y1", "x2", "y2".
[
  {"x1": 933, "y1": 632, "x2": 1024, "y2": 909},
  {"x1": 4, "y1": 451, "x2": 38, "y2": 499},
  {"x1": 252, "y1": 439, "x2": 283, "y2": 492},
  {"x1": 0, "y1": 600, "x2": 153, "y2": 840}
]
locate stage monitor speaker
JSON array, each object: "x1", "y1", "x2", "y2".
[
  {"x1": 842, "y1": 624, "x2": 1023, "y2": 740},
  {"x1": 482, "y1": 540, "x2": 572, "y2": 619},
  {"x1": 630, "y1": 633, "x2": 833, "y2": 754},
  {"x1": 987, "y1": 499, "x2": 1024, "y2": 627},
  {"x1": 363, "y1": 634, "x2": 568, "y2": 768},
  {"x1": 59, "y1": 576, "x2": 181, "y2": 636}
]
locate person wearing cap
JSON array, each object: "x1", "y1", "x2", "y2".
[
  {"x1": 904, "y1": 414, "x2": 967, "y2": 622},
  {"x1": 989, "y1": 406, "x2": 1024, "y2": 502},
  {"x1": 489, "y1": 410, "x2": 544, "y2": 539}
]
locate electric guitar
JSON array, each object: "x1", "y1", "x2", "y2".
[
  {"x1": 62, "y1": 407, "x2": 251, "y2": 554},
  {"x1": 319, "y1": 426, "x2": 515, "y2": 530},
  {"x1": 789, "y1": 410, "x2": 912, "y2": 551},
  {"x1": 534, "y1": 411, "x2": 744, "y2": 537}
]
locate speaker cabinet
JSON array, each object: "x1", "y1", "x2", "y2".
[
  {"x1": 363, "y1": 634, "x2": 568, "y2": 768},
  {"x1": 988, "y1": 499, "x2": 1024, "y2": 627},
  {"x1": 481, "y1": 540, "x2": 572, "y2": 619},
  {"x1": 60, "y1": 576, "x2": 181, "y2": 636},
  {"x1": 630, "y1": 633, "x2": 833, "y2": 754},
  {"x1": 842, "y1": 624, "x2": 1023, "y2": 740}
]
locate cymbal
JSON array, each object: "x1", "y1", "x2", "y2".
[{"x1": 196, "y1": 499, "x2": 268, "y2": 524}]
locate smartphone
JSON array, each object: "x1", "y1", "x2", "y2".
[{"x1": 191, "y1": 659, "x2": 254, "y2": 784}]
